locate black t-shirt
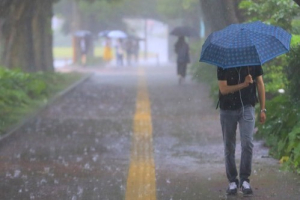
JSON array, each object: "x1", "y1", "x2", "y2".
[{"x1": 217, "y1": 66, "x2": 263, "y2": 110}]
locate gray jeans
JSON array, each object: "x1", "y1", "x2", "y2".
[{"x1": 220, "y1": 105, "x2": 255, "y2": 186}]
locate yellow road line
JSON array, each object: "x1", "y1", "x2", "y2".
[{"x1": 125, "y1": 68, "x2": 157, "y2": 200}]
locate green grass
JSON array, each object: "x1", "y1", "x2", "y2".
[
  {"x1": 1, "y1": 72, "x2": 85, "y2": 135},
  {"x1": 53, "y1": 47, "x2": 73, "y2": 58},
  {"x1": 53, "y1": 47, "x2": 105, "y2": 59},
  {"x1": 291, "y1": 34, "x2": 300, "y2": 46}
]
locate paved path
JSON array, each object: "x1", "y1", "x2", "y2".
[{"x1": 0, "y1": 64, "x2": 300, "y2": 200}]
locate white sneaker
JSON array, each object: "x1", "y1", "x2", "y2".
[
  {"x1": 226, "y1": 182, "x2": 237, "y2": 195},
  {"x1": 241, "y1": 181, "x2": 253, "y2": 196}
]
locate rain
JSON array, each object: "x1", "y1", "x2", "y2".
[{"x1": 1, "y1": 0, "x2": 300, "y2": 199}]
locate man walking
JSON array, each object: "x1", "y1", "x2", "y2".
[
  {"x1": 174, "y1": 36, "x2": 190, "y2": 84},
  {"x1": 217, "y1": 65, "x2": 266, "y2": 196}
]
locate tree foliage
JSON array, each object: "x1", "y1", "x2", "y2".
[
  {"x1": 157, "y1": 0, "x2": 200, "y2": 25},
  {"x1": 286, "y1": 45, "x2": 300, "y2": 101},
  {"x1": 238, "y1": 0, "x2": 300, "y2": 95},
  {"x1": 239, "y1": 0, "x2": 300, "y2": 172},
  {"x1": 239, "y1": 0, "x2": 300, "y2": 31},
  {"x1": 55, "y1": 0, "x2": 202, "y2": 36},
  {"x1": 55, "y1": 0, "x2": 161, "y2": 35}
]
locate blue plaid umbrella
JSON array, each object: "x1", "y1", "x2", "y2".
[{"x1": 199, "y1": 21, "x2": 292, "y2": 69}]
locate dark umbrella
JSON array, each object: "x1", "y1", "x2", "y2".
[
  {"x1": 127, "y1": 34, "x2": 144, "y2": 41},
  {"x1": 199, "y1": 21, "x2": 292, "y2": 69},
  {"x1": 170, "y1": 26, "x2": 199, "y2": 37},
  {"x1": 73, "y1": 30, "x2": 91, "y2": 38}
]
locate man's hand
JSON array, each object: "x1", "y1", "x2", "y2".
[
  {"x1": 243, "y1": 74, "x2": 253, "y2": 86},
  {"x1": 260, "y1": 112, "x2": 266, "y2": 124}
]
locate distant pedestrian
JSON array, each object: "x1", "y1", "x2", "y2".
[
  {"x1": 115, "y1": 39, "x2": 124, "y2": 66},
  {"x1": 174, "y1": 36, "x2": 190, "y2": 84},
  {"x1": 132, "y1": 39, "x2": 140, "y2": 65},
  {"x1": 79, "y1": 36, "x2": 89, "y2": 66},
  {"x1": 217, "y1": 66, "x2": 266, "y2": 196},
  {"x1": 125, "y1": 39, "x2": 133, "y2": 66},
  {"x1": 103, "y1": 38, "x2": 113, "y2": 63}
]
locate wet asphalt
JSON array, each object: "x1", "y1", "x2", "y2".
[{"x1": 0, "y1": 64, "x2": 300, "y2": 200}]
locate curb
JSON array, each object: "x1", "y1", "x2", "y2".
[{"x1": 0, "y1": 72, "x2": 94, "y2": 143}]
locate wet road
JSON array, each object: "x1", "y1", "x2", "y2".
[{"x1": 1, "y1": 64, "x2": 300, "y2": 200}]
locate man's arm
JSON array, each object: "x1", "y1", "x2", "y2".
[
  {"x1": 218, "y1": 74, "x2": 253, "y2": 95},
  {"x1": 293, "y1": 0, "x2": 300, "y2": 7},
  {"x1": 256, "y1": 75, "x2": 266, "y2": 124}
]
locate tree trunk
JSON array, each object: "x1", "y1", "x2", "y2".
[
  {"x1": 1, "y1": 0, "x2": 55, "y2": 72},
  {"x1": 4, "y1": 0, "x2": 29, "y2": 70},
  {"x1": 10, "y1": 0, "x2": 36, "y2": 72},
  {"x1": 22, "y1": 1, "x2": 36, "y2": 72},
  {"x1": 32, "y1": 0, "x2": 54, "y2": 72},
  {"x1": 199, "y1": 0, "x2": 227, "y2": 33},
  {"x1": 199, "y1": 0, "x2": 241, "y2": 35},
  {"x1": 223, "y1": 0, "x2": 239, "y2": 24}
]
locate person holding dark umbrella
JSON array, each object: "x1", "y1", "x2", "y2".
[
  {"x1": 174, "y1": 36, "x2": 190, "y2": 84},
  {"x1": 171, "y1": 26, "x2": 197, "y2": 84},
  {"x1": 200, "y1": 21, "x2": 291, "y2": 197},
  {"x1": 79, "y1": 34, "x2": 90, "y2": 66}
]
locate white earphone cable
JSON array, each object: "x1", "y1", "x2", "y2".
[{"x1": 236, "y1": 68, "x2": 253, "y2": 121}]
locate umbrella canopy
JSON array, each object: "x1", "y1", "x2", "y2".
[
  {"x1": 99, "y1": 30, "x2": 127, "y2": 39},
  {"x1": 199, "y1": 21, "x2": 292, "y2": 69},
  {"x1": 170, "y1": 26, "x2": 199, "y2": 37}
]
